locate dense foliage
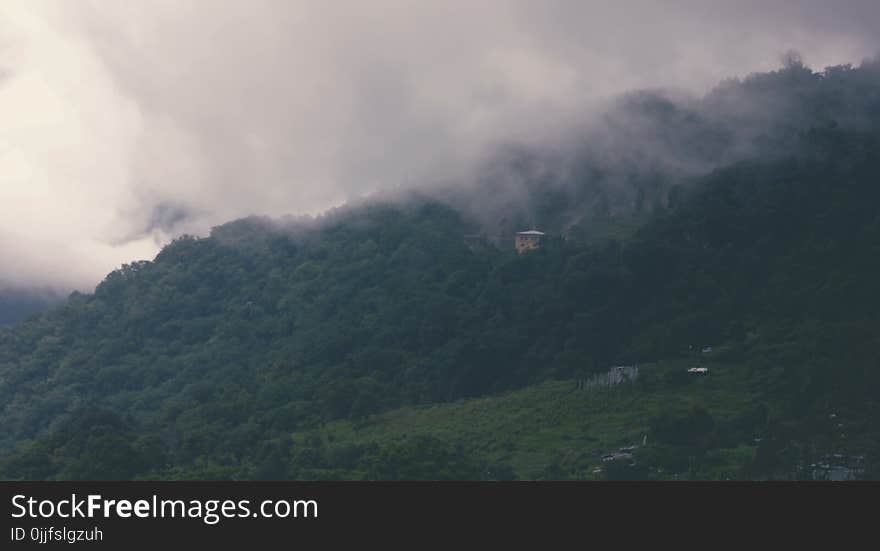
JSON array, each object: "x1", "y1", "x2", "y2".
[{"x1": 1, "y1": 61, "x2": 879, "y2": 479}]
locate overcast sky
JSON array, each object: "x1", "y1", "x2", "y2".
[{"x1": 1, "y1": 1, "x2": 878, "y2": 291}]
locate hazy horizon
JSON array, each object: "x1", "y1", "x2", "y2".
[{"x1": 2, "y1": 0, "x2": 879, "y2": 291}]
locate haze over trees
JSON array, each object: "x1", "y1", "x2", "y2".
[{"x1": 1, "y1": 60, "x2": 879, "y2": 479}]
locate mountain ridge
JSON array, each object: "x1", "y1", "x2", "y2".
[{"x1": 2, "y1": 62, "x2": 880, "y2": 479}]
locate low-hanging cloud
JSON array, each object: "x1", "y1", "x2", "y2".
[{"x1": 1, "y1": 0, "x2": 878, "y2": 291}]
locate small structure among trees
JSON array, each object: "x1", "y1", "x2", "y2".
[
  {"x1": 515, "y1": 230, "x2": 545, "y2": 254},
  {"x1": 576, "y1": 365, "x2": 639, "y2": 391}
]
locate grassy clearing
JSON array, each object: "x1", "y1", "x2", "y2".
[{"x1": 295, "y1": 356, "x2": 758, "y2": 479}]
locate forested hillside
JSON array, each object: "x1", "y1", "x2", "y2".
[
  {"x1": 446, "y1": 58, "x2": 880, "y2": 243},
  {"x1": 1, "y1": 61, "x2": 879, "y2": 480}
]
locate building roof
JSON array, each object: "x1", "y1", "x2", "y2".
[{"x1": 517, "y1": 230, "x2": 545, "y2": 235}]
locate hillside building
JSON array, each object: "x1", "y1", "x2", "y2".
[
  {"x1": 609, "y1": 365, "x2": 639, "y2": 385},
  {"x1": 515, "y1": 230, "x2": 545, "y2": 254}
]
